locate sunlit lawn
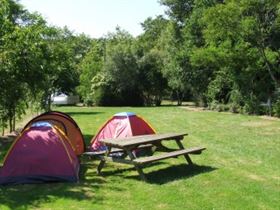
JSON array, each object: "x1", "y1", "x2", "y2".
[{"x1": 0, "y1": 106, "x2": 279, "y2": 210}]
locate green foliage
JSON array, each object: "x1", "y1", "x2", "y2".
[
  {"x1": 93, "y1": 29, "x2": 144, "y2": 106},
  {"x1": 0, "y1": 0, "x2": 91, "y2": 132},
  {"x1": 272, "y1": 88, "x2": 280, "y2": 117},
  {"x1": 206, "y1": 70, "x2": 233, "y2": 104},
  {"x1": 228, "y1": 88, "x2": 243, "y2": 113},
  {"x1": 272, "y1": 99, "x2": 280, "y2": 117},
  {"x1": 92, "y1": 85, "x2": 120, "y2": 106},
  {"x1": 77, "y1": 39, "x2": 104, "y2": 105},
  {"x1": 1, "y1": 0, "x2": 280, "y2": 135},
  {"x1": 38, "y1": 27, "x2": 89, "y2": 110},
  {"x1": 190, "y1": 0, "x2": 280, "y2": 113},
  {"x1": 138, "y1": 49, "x2": 167, "y2": 106},
  {"x1": 75, "y1": 0, "x2": 280, "y2": 113},
  {"x1": 159, "y1": 21, "x2": 192, "y2": 105},
  {"x1": 0, "y1": 0, "x2": 45, "y2": 131},
  {"x1": 137, "y1": 18, "x2": 168, "y2": 106},
  {"x1": 160, "y1": 0, "x2": 194, "y2": 24},
  {"x1": 139, "y1": 16, "x2": 168, "y2": 52}
]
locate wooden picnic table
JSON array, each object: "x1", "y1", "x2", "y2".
[{"x1": 96, "y1": 132, "x2": 206, "y2": 181}]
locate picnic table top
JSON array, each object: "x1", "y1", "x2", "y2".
[{"x1": 99, "y1": 132, "x2": 188, "y2": 149}]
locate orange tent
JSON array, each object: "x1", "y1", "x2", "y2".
[{"x1": 23, "y1": 111, "x2": 85, "y2": 155}]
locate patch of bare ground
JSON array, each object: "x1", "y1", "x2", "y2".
[
  {"x1": 241, "y1": 121, "x2": 273, "y2": 127},
  {"x1": 259, "y1": 115, "x2": 280, "y2": 121},
  {"x1": 271, "y1": 176, "x2": 280, "y2": 181},
  {"x1": 156, "y1": 203, "x2": 168, "y2": 209},
  {"x1": 180, "y1": 106, "x2": 207, "y2": 112},
  {"x1": 246, "y1": 174, "x2": 266, "y2": 182}
]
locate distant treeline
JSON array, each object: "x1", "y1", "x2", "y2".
[{"x1": 1, "y1": 0, "x2": 280, "y2": 132}]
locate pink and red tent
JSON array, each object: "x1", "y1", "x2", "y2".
[
  {"x1": 0, "y1": 121, "x2": 79, "y2": 185},
  {"x1": 90, "y1": 112, "x2": 155, "y2": 151}
]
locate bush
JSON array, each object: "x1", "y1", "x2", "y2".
[
  {"x1": 93, "y1": 86, "x2": 120, "y2": 106},
  {"x1": 208, "y1": 101, "x2": 229, "y2": 112},
  {"x1": 229, "y1": 103, "x2": 241, "y2": 113},
  {"x1": 208, "y1": 100, "x2": 218, "y2": 111},
  {"x1": 83, "y1": 97, "x2": 94, "y2": 107},
  {"x1": 93, "y1": 86, "x2": 144, "y2": 106},
  {"x1": 242, "y1": 96, "x2": 261, "y2": 115},
  {"x1": 272, "y1": 100, "x2": 280, "y2": 117}
]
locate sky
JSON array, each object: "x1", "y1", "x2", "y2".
[{"x1": 20, "y1": 0, "x2": 167, "y2": 38}]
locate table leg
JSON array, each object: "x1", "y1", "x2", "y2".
[
  {"x1": 97, "y1": 160, "x2": 105, "y2": 175},
  {"x1": 126, "y1": 149, "x2": 147, "y2": 182},
  {"x1": 175, "y1": 139, "x2": 193, "y2": 165},
  {"x1": 97, "y1": 146, "x2": 112, "y2": 175},
  {"x1": 154, "y1": 141, "x2": 177, "y2": 152}
]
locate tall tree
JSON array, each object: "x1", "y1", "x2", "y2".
[
  {"x1": 191, "y1": 0, "x2": 280, "y2": 114},
  {"x1": 90, "y1": 28, "x2": 144, "y2": 106},
  {"x1": 159, "y1": 0, "x2": 199, "y2": 105},
  {"x1": 137, "y1": 16, "x2": 168, "y2": 105},
  {"x1": 38, "y1": 27, "x2": 84, "y2": 110},
  {"x1": 0, "y1": 0, "x2": 47, "y2": 131},
  {"x1": 77, "y1": 39, "x2": 104, "y2": 105}
]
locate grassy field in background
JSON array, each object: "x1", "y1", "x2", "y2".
[{"x1": 0, "y1": 106, "x2": 279, "y2": 210}]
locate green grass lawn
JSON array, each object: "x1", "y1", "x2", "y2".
[{"x1": 0, "y1": 106, "x2": 279, "y2": 210}]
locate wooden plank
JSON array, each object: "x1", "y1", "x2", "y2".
[
  {"x1": 83, "y1": 144, "x2": 154, "y2": 157},
  {"x1": 175, "y1": 139, "x2": 193, "y2": 164},
  {"x1": 100, "y1": 132, "x2": 188, "y2": 149},
  {"x1": 83, "y1": 148, "x2": 123, "y2": 156},
  {"x1": 133, "y1": 147, "x2": 206, "y2": 165},
  {"x1": 97, "y1": 156, "x2": 135, "y2": 165},
  {"x1": 97, "y1": 146, "x2": 112, "y2": 174},
  {"x1": 126, "y1": 149, "x2": 147, "y2": 182}
]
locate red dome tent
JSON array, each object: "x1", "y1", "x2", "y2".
[
  {"x1": 0, "y1": 121, "x2": 79, "y2": 185},
  {"x1": 90, "y1": 112, "x2": 155, "y2": 151},
  {"x1": 23, "y1": 111, "x2": 85, "y2": 155}
]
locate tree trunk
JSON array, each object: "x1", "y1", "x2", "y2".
[
  {"x1": 9, "y1": 116, "x2": 12, "y2": 133},
  {"x1": 1, "y1": 118, "x2": 4, "y2": 136},
  {"x1": 12, "y1": 113, "x2": 16, "y2": 131},
  {"x1": 47, "y1": 95, "x2": 52, "y2": 111},
  {"x1": 176, "y1": 90, "x2": 183, "y2": 106},
  {"x1": 257, "y1": 20, "x2": 279, "y2": 89},
  {"x1": 259, "y1": 47, "x2": 279, "y2": 89}
]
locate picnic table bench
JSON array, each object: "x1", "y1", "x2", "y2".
[{"x1": 95, "y1": 132, "x2": 206, "y2": 181}]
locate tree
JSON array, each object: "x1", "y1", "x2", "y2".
[
  {"x1": 0, "y1": 0, "x2": 47, "y2": 131},
  {"x1": 90, "y1": 28, "x2": 144, "y2": 106},
  {"x1": 38, "y1": 27, "x2": 85, "y2": 110},
  {"x1": 77, "y1": 39, "x2": 104, "y2": 105},
  {"x1": 160, "y1": 0, "x2": 194, "y2": 26},
  {"x1": 158, "y1": 0, "x2": 200, "y2": 105},
  {"x1": 138, "y1": 15, "x2": 169, "y2": 52},
  {"x1": 158, "y1": 21, "x2": 191, "y2": 105},
  {"x1": 138, "y1": 49, "x2": 167, "y2": 106},
  {"x1": 191, "y1": 0, "x2": 280, "y2": 114},
  {"x1": 137, "y1": 16, "x2": 168, "y2": 105},
  {"x1": 0, "y1": 0, "x2": 89, "y2": 132}
]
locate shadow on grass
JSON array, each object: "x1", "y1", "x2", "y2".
[
  {"x1": 0, "y1": 164, "x2": 111, "y2": 209},
  {"x1": 83, "y1": 134, "x2": 94, "y2": 146},
  {"x1": 159, "y1": 104, "x2": 180, "y2": 107},
  {"x1": 65, "y1": 111, "x2": 103, "y2": 116},
  {"x1": 101, "y1": 163, "x2": 216, "y2": 185},
  {"x1": 100, "y1": 162, "x2": 165, "y2": 176},
  {"x1": 145, "y1": 164, "x2": 216, "y2": 184}
]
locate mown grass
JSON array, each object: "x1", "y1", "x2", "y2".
[{"x1": 0, "y1": 106, "x2": 279, "y2": 210}]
